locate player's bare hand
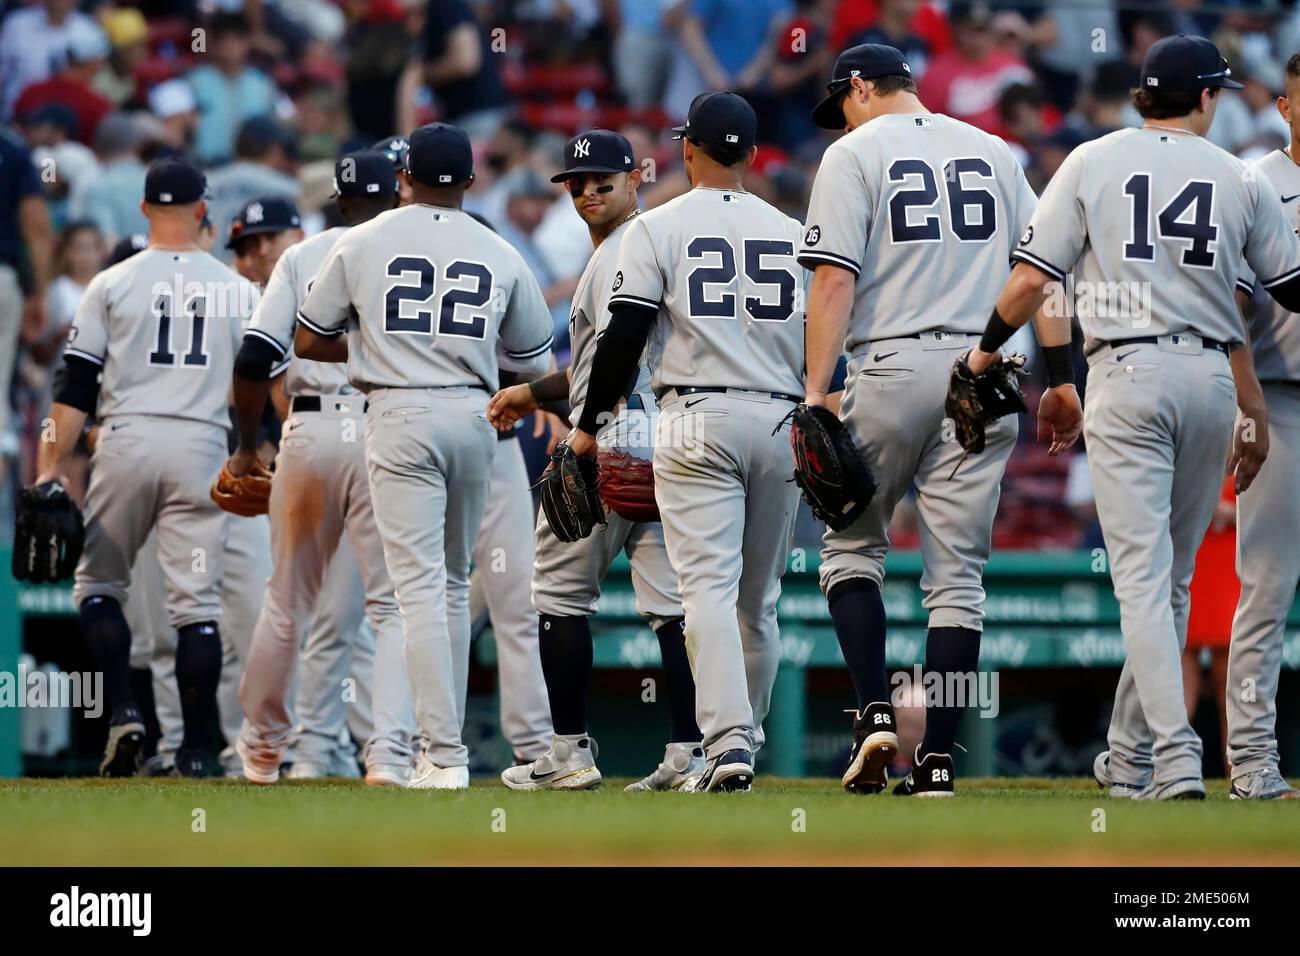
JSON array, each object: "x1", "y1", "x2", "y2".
[
  {"x1": 533, "y1": 409, "x2": 565, "y2": 454},
  {"x1": 568, "y1": 429, "x2": 598, "y2": 458},
  {"x1": 965, "y1": 347, "x2": 1000, "y2": 376},
  {"x1": 1228, "y1": 407, "x2": 1268, "y2": 493},
  {"x1": 803, "y1": 390, "x2": 829, "y2": 409},
  {"x1": 1036, "y1": 384, "x2": 1082, "y2": 456},
  {"x1": 226, "y1": 447, "x2": 259, "y2": 479},
  {"x1": 487, "y1": 383, "x2": 538, "y2": 432}
]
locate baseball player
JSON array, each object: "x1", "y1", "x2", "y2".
[
  {"x1": 799, "y1": 44, "x2": 1079, "y2": 796},
  {"x1": 371, "y1": 143, "x2": 554, "y2": 767},
  {"x1": 228, "y1": 191, "x2": 380, "y2": 781},
  {"x1": 34, "y1": 158, "x2": 256, "y2": 777},
  {"x1": 1218, "y1": 55, "x2": 1300, "y2": 801},
  {"x1": 490, "y1": 129, "x2": 704, "y2": 791},
  {"x1": 296, "y1": 123, "x2": 554, "y2": 789},
  {"x1": 225, "y1": 152, "x2": 417, "y2": 786},
  {"x1": 566, "y1": 93, "x2": 805, "y2": 792},
  {"x1": 968, "y1": 35, "x2": 1300, "y2": 800}
]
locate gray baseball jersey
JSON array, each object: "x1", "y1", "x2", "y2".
[
  {"x1": 66, "y1": 248, "x2": 257, "y2": 426},
  {"x1": 609, "y1": 188, "x2": 805, "y2": 396},
  {"x1": 1238, "y1": 148, "x2": 1300, "y2": 381},
  {"x1": 246, "y1": 226, "x2": 354, "y2": 397},
  {"x1": 798, "y1": 113, "x2": 1037, "y2": 351},
  {"x1": 568, "y1": 216, "x2": 652, "y2": 428},
  {"x1": 1015, "y1": 127, "x2": 1300, "y2": 351},
  {"x1": 298, "y1": 204, "x2": 554, "y2": 392}
]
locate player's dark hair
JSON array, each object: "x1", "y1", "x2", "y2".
[
  {"x1": 867, "y1": 73, "x2": 918, "y2": 96},
  {"x1": 1130, "y1": 85, "x2": 1217, "y2": 120},
  {"x1": 688, "y1": 137, "x2": 748, "y2": 168},
  {"x1": 1287, "y1": 53, "x2": 1300, "y2": 84}
]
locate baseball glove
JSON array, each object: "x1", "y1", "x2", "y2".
[
  {"x1": 12, "y1": 480, "x2": 85, "y2": 583},
  {"x1": 210, "y1": 460, "x2": 273, "y2": 517},
  {"x1": 788, "y1": 404, "x2": 877, "y2": 531},
  {"x1": 539, "y1": 442, "x2": 606, "y2": 542},
  {"x1": 597, "y1": 449, "x2": 659, "y2": 522},
  {"x1": 945, "y1": 352, "x2": 1029, "y2": 456}
]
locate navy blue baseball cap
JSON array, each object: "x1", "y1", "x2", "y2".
[
  {"x1": 1141, "y1": 35, "x2": 1243, "y2": 94},
  {"x1": 551, "y1": 129, "x2": 635, "y2": 183},
  {"x1": 371, "y1": 135, "x2": 410, "y2": 171},
  {"x1": 407, "y1": 123, "x2": 473, "y2": 187},
  {"x1": 109, "y1": 232, "x2": 149, "y2": 265},
  {"x1": 333, "y1": 149, "x2": 398, "y2": 198},
  {"x1": 144, "y1": 157, "x2": 207, "y2": 205},
  {"x1": 812, "y1": 43, "x2": 913, "y2": 130},
  {"x1": 672, "y1": 92, "x2": 757, "y2": 150},
  {"x1": 227, "y1": 196, "x2": 301, "y2": 248}
]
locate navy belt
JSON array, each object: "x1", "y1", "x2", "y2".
[
  {"x1": 291, "y1": 395, "x2": 367, "y2": 413},
  {"x1": 1104, "y1": 335, "x2": 1232, "y2": 358},
  {"x1": 673, "y1": 386, "x2": 801, "y2": 404}
]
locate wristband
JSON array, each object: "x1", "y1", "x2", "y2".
[
  {"x1": 1042, "y1": 344, "x2": 1074, "y2": 388},
  {"x1": 978, "y1": 307, "x2": 1017, "y2": 355}
]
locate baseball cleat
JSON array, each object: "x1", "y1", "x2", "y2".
[
  {"x1": 842, "y1": 702, "x2": 898, "y2": 794},
  {"x1": 625, "y1": 742, "x2": 705, "y2": 792},
  {"x1": 218, "y1": 745, "x2": 244, "y2": 779},
  {"x1": 502, "y1": 734, "x2": 602, "y2": 791},
  {"x1": 137, "y1": 753, "x2": 175, "y2": 777},
  {"x1": 1134, "y1": 777, "x2": 1205, "y2": 801},
  {"x1": 366, "y1": 764, "x2": 412, "y2": 787},
  {"x1": 685, "y1": 748, "x2": 754, "y2": 792},
  {"x1": 171, "y1": 750, "x2": 210, "y2": 778},
  {"x1": 408, "y1": 756, "x2": 470, "y2": 790},
  {"x1": 1229, "y1": 767, "x2": 1298, "y2": 800},
  {"x1": 99, "y1": 720, "x2": 145, "y2": 777},
  {"x1": 236, "y1": 734, "x2": 285, "y2": 785},
  {"x1": 286, "y1": 761, "x2": 330, "y2": 780},
  {"x1": 1093, "y1": 750, "x2": 1145, "y2": 799},
  {"x1": 893, "y1": 748, "x2": 955, "y2": 797}
]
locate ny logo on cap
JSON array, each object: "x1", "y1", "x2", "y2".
[
  {"x1": 574, "y1": 138, "x2": 591, "y2": 158},
  {"x1": 246, "y1": 202, "x2": 264, "y2": 224}
]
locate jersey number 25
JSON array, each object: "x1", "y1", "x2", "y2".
[{"x1": 685, "y1": 237, "x2": 797, "y2": 322}]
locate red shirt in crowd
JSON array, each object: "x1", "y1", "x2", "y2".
[
  {"x1": 917, "y1": 48, "x2": 1033, "y2": 136},
  {"x1": 13, "y1": 76, "x2": 112, "y2": 145}
]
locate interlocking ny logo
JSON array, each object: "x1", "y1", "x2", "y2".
[
  {"x1": 574, "y1": 138, "x2": 591, "y2": 158},
  {"x1": 246, "y1": 202, "x2": 264, "y2": 224}
]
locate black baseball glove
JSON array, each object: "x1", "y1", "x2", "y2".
[
  {"x1": 12, "y1": 479, "x2": 85, "y2": 583},
  {"x1": 945, "y1": 352, "x2": 1029, "y2": 455},
  {"x1": 539, "y1": 442, "x2": 607, "y2": 542},
  {"x1": 787, "y1": 404, "x2": 877, "y2": 531}
]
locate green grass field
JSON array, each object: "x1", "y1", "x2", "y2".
[{"x1": 2, "y1": 777, "x2": 1298, "y2": 866}]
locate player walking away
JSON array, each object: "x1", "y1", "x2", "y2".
[
  {"x1": 33, "y1": 158, "x2": 257, "y2": 776},
  {"x1": 1222, "y1": 54, "x2": 1300, "y2": 800},
  {"x1": 223, "y1": 154, "x2": 419, "y2": 786},
  {"x1": 966, "y1": 35, "x2": 1300, "y2": 800},
  {"x1": 489, "y1": 129, "x2": 704, "y2": 791},
  {"x1": 377, "y1": 137, "x2": 554, "y2": 768},
  {"x1": 568, "y1": 94, "x2": 805, "y2": 792},
  {"x1": 296, "y1": 124, "x2": 554, "y2": 789},
  {"x1": 800, "y1": 44, "x2": 1079, "y2": 797}
]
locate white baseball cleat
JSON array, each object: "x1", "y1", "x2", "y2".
[
  {"x1": 1134, "y1": 777, "x2": 1205, "y2": 801},
  {"x1": 286, "y1": 761, "x2": 330, "y2": 780},
  {"x1": 1229, "y1": 767, "x2": 1299, "y2": 800},
  {"x1": 408, "y1": 756, "x2": 469, "y2": 790},
  {"x1": 236, "y1": 734, "x2": 285, "y2": 785},
  {"x1": 501, "y1": 734, "x2": 602, "y2": 791},
  {"x1": 1093, "y1": 750, "x2": 1145, "y2": 799},
  {"x1": 625, "y1": 742, "x2": 705, "y2": 792},
  {"x1": 366, "y1": 764, "x2": 412, "y2": 787}
]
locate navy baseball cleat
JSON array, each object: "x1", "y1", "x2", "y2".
[
  {"x1": 171, "y1": 750, "x2": 210, "y2": 778},
  {"x1": 893, "y1": 747, "x2": 955, "y2": 797},
  {"x1": 99, "y1": 720, "x2": 145, "y2": 777},
  {"x1": 842, "y1": 701, "x2": 898, "y2": 794},
  {"x1": 687, "y1": 749, "x2": 754, "y2": 792}
]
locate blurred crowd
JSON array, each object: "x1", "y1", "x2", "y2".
[{"x1": 3, "y1": 0, "x2": 1300, "y2": 552}]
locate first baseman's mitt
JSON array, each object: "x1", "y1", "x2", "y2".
[
  {"x1": 12, "y1": 480, "x2": 84, "y2": 583},
  {"x1": 597, "y1": 449, "x2": 659, "y2": 522},
  {"x1": 945, "y1": 352, "x2": 1029, "y2": 456},
  {"x1": 788, "y1": 404, "x2": 876, "y2": 531},
  {"x1": 210, "y1": 460, "x2": 273, "y2": 517},
  {"x1": 539, "y1": 442, "x2": 606, "y2": 542}
]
